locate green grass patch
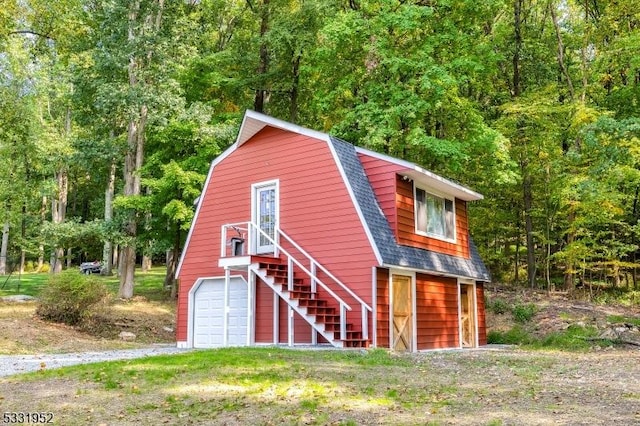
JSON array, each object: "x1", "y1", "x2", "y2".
[
  {"x1": 592, "y1": 288, "x2": 640, "y2": 306},
  {"x1": 489, "y1": 324, "x2": 615, "y2": 351},
  {"x1": 12, "y1": 347, "x2": 422, "y2": 423},
  {"x1": 530, "y1": 325, "x2": 608, "y2": 351},
  {"x1": 0, "y1": 272, "x2": 49, "y2": 297},
  {"x1": 607, "y1": 315, "x2": 640, "y2": 327},
  {"x1": 0, "y1": 266, "x2": 167, "y2": 300}
]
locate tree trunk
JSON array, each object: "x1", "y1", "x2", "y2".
[
  {"x1": 119, "y1": 0, "x2": 144, "y2": 299},
  {"x1": 165, "y1": 225, "x2": 181, "y2": 299},
  {"x1": 564, "y1": 209, "x2": 576, "y2": 293},
  {"x1": 290, "y1": 53, "x2": 301, "y2": 122},
  {"x1": 549, "y1": 1, "x2": 575, "y2": 99},
  {"x1": 514, "y1": 228, "x2": 520, "y2": 284},
  {"x1": 0, "y1": 222, "x2": 8, "y2": 275},
  {"x1": 36, "y1": 196, "x2": 46, "y2": 272},
  {"x1": 51, "y1": 107, "x2": 71, "y2": 274},
  {"x1": 254, "y1": 0, "x2": 270, "y2": 112},
  {"x1": 512, "y1": 0, "x2": 522, "y2": 97},
  {"x1": 118, "y1": 0, "x2": 163, "y2": 298},
  {"x1": 113, "y1": 244, "x2": 119, "y2": 275},
  {"x1": 523, "y1": 172, "x2": 536, "y2": 288},
  {"x1": 103, "y1": 159, "x2": 116, "y2": 275},
  {"x1": 119, "y1": 111, "x2": 143, "y2": 298},
  {"x1": 20, "y1": 204, "x2": 26, "y2": 274},
  {"x1": 51, "y1": 167, "x2": 68, "y2": 274},
  {"x1": 141, "y1": 254, "x2": 152, "y2": 272}
]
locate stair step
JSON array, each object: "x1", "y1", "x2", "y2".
[
  {"x1": 290, "y1": 290, "x2": 313, "y2": 299},
  {"x1": 315, "y1": 314, "x2": 340, "y2": 323},
  {"x1": 259, "y1": 262, "x2": 287, "y2": 271},
  {"x1": 297, "y1": 299, "x2": 327, "y2": 307},
  {"x1": 272, "y1": 276, "x2": 305, "y2": 285},
  {"x1": 342, "y1": 331, "x2": 363, "y2": 339},
  {"x1": 270, "y1": 270, "x2": 302, "y2": 278},
  {"x1": 323, "y1": 322, "x2": 349, "y2": 332},
  {"x1": 306, "y1": 306, "x2": 336, "y2": 315},
  {"x1": 254, "y1": 258, "x2": 370, "y2": 349}
]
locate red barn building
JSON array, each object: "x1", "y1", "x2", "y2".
[{"x1": 175, "y1": 110, "x2": 490, "y2": 351}]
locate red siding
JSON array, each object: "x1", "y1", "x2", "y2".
[
  {"x1": 415, "y1": 273, "x2": 460, "y2": 350},
  {"x1": 375, "y1": 268, "x2": 390, "y2": 348},
  {"x1": 477, "y1": 282, "x2": 487, "y2": 346},
  {"x1": 254, "y1": 279, "x2": 274, "y2": 343},
  {"x1": 358, "y1": 153, "x2": 405, "y2": 239},
  {"x1": 396, "y1": 176, "x2": 470, "y2": 259},
  {"x1": 177, "y1": 126, "x2": 378, "y2": 342},
  {"x1": 358, "y1": 153, "x2": 471, "y2": 259},
  {"x1": 278, "y1": 298, "x2": 313, "y2": 344}
]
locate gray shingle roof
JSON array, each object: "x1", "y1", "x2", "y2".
[{"x1": 330, "y1": 137, "x2": 491, "y2": 282}]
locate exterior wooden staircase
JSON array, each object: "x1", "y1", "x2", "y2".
[{"x1": 251, "y1": 258, "x2": 368, "y2": 348}]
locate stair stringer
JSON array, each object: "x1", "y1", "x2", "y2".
[{"x1": 250, "y1": 264, "x2": 345, "y2": 348}]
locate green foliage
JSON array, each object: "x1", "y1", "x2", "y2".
[
  {"x1": 606, "y1": 315, "x2": 640, "y2": 327},
  {"x1": 486, "y1": 298, "x2": 510, "y2": 315},
  {"x1": 532, "y1": 326, "x2": 607, "y2": 351},
  {"x1": 36, "y1": 270, "x2": 110, "y2": 326},
  {"x1": 487, "y1": 326, "x2": 533, "y2": 345},
  {"x1": 511, "y1": 303, "x2": 538, "y2": 324},
  {"x1": 592, "y1": 289, "x2": 640, "y2": 307},
  {"x1": 2, "y1": 0, "x2": 640, "y2": 298},
  {"x1": 489, "y1": 324, "x2": 616, "y2": 351}
]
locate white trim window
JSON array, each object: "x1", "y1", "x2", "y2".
[{"x1": 415, "y1": 186, "x2": 456, "y2": 242}]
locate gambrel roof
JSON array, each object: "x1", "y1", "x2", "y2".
[
  {"x1": 329, "y1": 137, "x2": 490, "y2": 281},
  {"x1": 181, "y1": 110, "x2": 490, "y2": 281}
]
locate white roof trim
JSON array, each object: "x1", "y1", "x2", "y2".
[
  {"x1": 355, "y1": 146, "x2": 483, "y2": 202},
  {"x1": 236, "y1": 110, "x2": 330, "y2": 146}
]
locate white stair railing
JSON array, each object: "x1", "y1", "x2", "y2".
[{"x1": 220, "y1": 221, "x2": 372, "y2": 342}]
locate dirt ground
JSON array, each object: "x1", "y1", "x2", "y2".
[
  {"x1": 0, "y1": 298, "x2": 175, "y2": 354},
  {"x1": 0, "y1": 291, "x2": 639, "y2": 425},
  {"x1": 485, "y1": 287, "x2": 640, "y2": 339},
  {"x1": 1, "y1": 347, "x2": 639, "y2": 425}
]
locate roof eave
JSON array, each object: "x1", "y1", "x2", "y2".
[
  {"x1": 354, "y1": 146, "x2": 483, "y2": 202},
  {"x1": 236, "y1": 110, "x2": 330, "y2": 146}
]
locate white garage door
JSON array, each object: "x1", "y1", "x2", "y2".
[{"x1": 193, "y1": 277, "x2": 248, "y2": 348}]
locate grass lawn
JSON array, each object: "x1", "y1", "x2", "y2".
[
  {"x1": 0, "y1": 267, "x2": 168, "y2": 300},
  {"x1": 3, "y1": 346, "x2": 640, "y2": 425}
]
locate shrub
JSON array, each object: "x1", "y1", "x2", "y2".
[
  {"x1": 532, "y1": 325, "x2": 603, "y2": 351},
  {"x1": 40, "y1": 262, "x2": 50, "y2": 273},
  {"x1": 487, "y1": 326, "x2": 532, "y2": 345},
  {"x1": 36, "y1": 270, "x2": 110, "y2": 326},
  {"x1": 511, "y1": 303, "x2": 537, "y2": 324},
  {"x1": 486, "y1": 298, "x2": 509, "y2": 315}
]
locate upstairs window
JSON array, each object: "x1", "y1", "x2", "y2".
[{"x1": 415, "y1": 187, "x2": 456, "y2": 241}]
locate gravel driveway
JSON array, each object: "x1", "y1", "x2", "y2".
[{"x1": 0, "y1": 345, "x2": 194, "y2": 377}]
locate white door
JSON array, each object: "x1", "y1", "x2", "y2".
[
  {"x1": 193, "y1": 277, "x2": 248, "y2": 348},
  {"x1": 253, "y1": 182, "x2": 278, "y2": 254}
]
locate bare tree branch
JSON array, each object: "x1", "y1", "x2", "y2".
[{"x1": 8, "y1": 30, "x2": 55, "y2": 40}]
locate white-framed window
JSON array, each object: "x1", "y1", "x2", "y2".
[{"x1": 414, "y1": 186, "x2": 456, "y2": 242}]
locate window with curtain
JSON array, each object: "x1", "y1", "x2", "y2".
[{"x1": 415, "y1": 187, "x2": 455, "y2": 241}]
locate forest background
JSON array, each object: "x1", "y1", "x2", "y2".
[{"x1": 0, "y1": 0, "x2": 638, "y2": 299}]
